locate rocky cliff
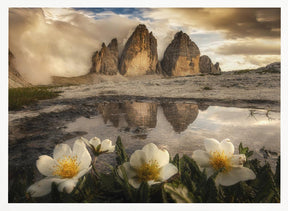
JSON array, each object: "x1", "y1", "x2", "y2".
[
  {"x1": 90, "y1": 38, "x2": 119, "y2": 75},
  {"x1": 119, "y1": 24, "x2": 160, "y2": 76},
  {"x1": 161, "y1": 31, "x2": 200, "y2": 76},
  {"x1": 9, "y1": 50, "x2": 31, "y2": 88},
  {"x1": 199, "y1": 55, "x2": 221, "y2": 75}
]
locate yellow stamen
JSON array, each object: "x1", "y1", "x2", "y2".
[
  {"x1": 53, "y1": 156, "x2": 79, "y2": 178},
  {"x1": 137, "y1": 160, "x2": 160, "y2": 182},
  {"x1": 209, "y1": 151, "x2": 232, "y2": 173}
]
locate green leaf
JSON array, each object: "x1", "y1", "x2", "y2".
[
  {"x1": 238, "y1": 142, "x2": 253, "y2": 158},
  {"x1": 274, "y1": 156, "x2": 280, "y2": 189},
  {"x1": 137, "y1": 182, "x2": 150, "y2": 202},
  {"x1": 205, "y1": 176, "x2": 219, "y2": 202},
  {"x1": 115, "y1": 136, "x2": 129, "y2": 165},
  {"x1": 164, "y1": 183, "x2": 193, "y2": 203},
  {"x1": 117, "y1": 165, "x2": 135, "y2": 202},
  {"x1": 172, "y1": 153, "x2": 180, "y2": 171}
]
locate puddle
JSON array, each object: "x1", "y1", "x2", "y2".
[
  {"x1": 9, "y1": 100, "x2": 280, "y2": 202},
  {"x1": 64, "y1": 101, "x2": 280, "y2": 167}
]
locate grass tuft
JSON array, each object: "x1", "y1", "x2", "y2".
[{"x1": 9, "y1": 87, "x2": 60, "y2": 110}]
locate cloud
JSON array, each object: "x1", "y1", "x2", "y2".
[
  {"x1": 9, "y1": 8, "x2": 139, "y2": 84},
  {"x1": 9, "y1": 8, "x2": 281, "y2": 84},
  {"x1": 215, "y1": 39, "x2": 280, "y2": 55},
  {"x1": 243, "y1": 55, "x2": 281, "y2": 66},
  {"x1": 142, "y1": 8, "x2": 280, "y2": 39}
]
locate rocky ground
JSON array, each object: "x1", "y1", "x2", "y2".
[
  {"x1": 9, "y1": 71, "x2": 280, "y2": 167},
  {"x1": 54, "y1": 71, "x2": 280, "y2": 111}
]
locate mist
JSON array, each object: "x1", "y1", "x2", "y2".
[{"x1": 9, "y1": 8, "x2": 141, "y2": 84}]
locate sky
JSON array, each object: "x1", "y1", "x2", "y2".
[{"x1": 9, "y1": 8, "x2": 281, "y2": 84}]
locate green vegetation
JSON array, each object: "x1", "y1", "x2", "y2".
[
  {"x1": 15, "y1": 137, "x2": 280, "y2": 203},
  {"x1": 9, "y1": 87, "x2": 60, "y2": 110},
  {"x1": 233, "y1": 69, "x2": 255, "y2": 75},
  {"x1": 203, "y1": 86, "x2": 212, "y2": 90}
]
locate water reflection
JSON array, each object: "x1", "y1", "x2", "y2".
[
  {"x1": 123, "y1": 102, "x2": 157, "y2": 129},
  {"x1": 162, "y1": 103, "x2": 199, "y2": 133},
  {"x1": 97, "y1": 101, "x2": 198, "y2": 133},
  {"x1": 9, "y1": 100, "x2": 280, "y2": 202},
  {"x1": 63, "y1": 102, "x2": 280, "y2": 163},
  {"x1": 97, "y1": 102, "x2": 121, "y2": 127}
]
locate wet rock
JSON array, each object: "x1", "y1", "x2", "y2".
[
  {"x1": 119, "y1": 24, "x2": 159, "y2": 76},
  {"x1": 90, "y1": 38, "x2": 119, "y2": 75},
  {"x1": 161, "y1": 31, "x2": 200, "y2": 76}
]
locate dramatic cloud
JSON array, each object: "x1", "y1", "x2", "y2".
[
  {"x1": 243, "y1": 55, "x2": 281, "y2": 66},
  {"x1": 142, "y1": 8, "x2": 280, "y2": 39},
  {"x1": 9, "y1": 8, "x2": 139, "y2": 84},
  {"x1": 215, "y1": 39, "x2": 280, "y2": 55},
  {"x1": 9, "y1": 8, "x2": 281, "y2": 84}
]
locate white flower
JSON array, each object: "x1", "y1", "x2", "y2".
[
  {"x1": 192, "y1": 138, "x2": 256, "y2": 186},
  {"x1": 81, "y1": 137, "x2": 115, "y2": 155},
  {"x1": 27, "y1": 140, "x2": 92, "y2": 197},
  {"x1": 117, "y1": 143, "x2": 178, "y2": 189}
]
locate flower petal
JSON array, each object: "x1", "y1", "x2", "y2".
[
  {"x1": 204, "y1": 167, "x2": 215, "y2": 178},
  {"x1": 215, "y1": 167, "x2": 256, "y2": 186},
  {"x1": 27, "y1": 177, "x2": 63, "y2": 197},
  {"x1": 57, "y1": 179, "x2": 78, "y2": 194},
  {"x1": 101, "y1": 139, "x2": 114, "y2": 152},
  {"x1": 130, "y1": 150, "x2": 147, "y2": 169},
  {"x1": 36, "y1": 155, "x2": 56, "y2": 176},
  {"x1": 73, "y1": 139, "x2": 87, "y2": 157},
  {"x1": 71, "y1": 139, "x2": 91, "y2": 170},
  {"x1": 142, "y1": 143, "x2": 169, "y2": 167},
  {"x1": 53, "y1": 144, "x2": 72, "y2": 161},
  {"x1": 75, "y1": 166, "x2": 92, "y2": 179},
  {"x1": 159, "y1": 163, "x2": 178, "y2": 181},
  {"x1": 192, "y1": 150, "x2": 210, "y2": 167},
  {"x1": 148, "y1": 180, "x2": 161, "y2": 186},
  {"x1": 204, "y1": 138, "x2": 220, "y2": 154},
  {"x1": 128, "y1": 178, "x2": 141, "y2": 189},
  {"x1": 142, "y1": 143, "x2": 159, "y2": 158},
  {"x1": 230, "y1": 154, "x2": 246, "y2": 167},
  {"x1": 220, "y1": 139, "x2": 234, "y2": 156},
  {"x1": 77, "y1": 147, "x2": 92, "y2": 170},
  {"x1": 89, "y1": 137, "x2": 101, "y2": 148},
  {"x1": 117, "y1": 162, "x2": 137, "y2": 179}
]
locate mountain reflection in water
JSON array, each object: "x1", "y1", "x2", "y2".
[
  {"x1": 64, "y1": 101, "x2": 280, "y2": 165},
  {"x1": 9, "y1": 101, "x2": 280, "y2": 202},
  {"x1": 162, "y1": 103, "x2": 199, "y2": 133},
  {"x1": 96, "y1": 101, "x2": 199, "y2": 133}
]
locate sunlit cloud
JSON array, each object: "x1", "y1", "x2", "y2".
[{"x1": 9, "y1": 8, "x2": 280, "y2": 84}]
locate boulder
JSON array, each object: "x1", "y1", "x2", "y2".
[
  {"x1": 213, "y1": 62, "x2": 221, "y2": 74},
  {"x1": 119, "y1": 24, "x2": 159, "y2": 76},
  {"x1": 161, "y1": 31, "x2": 200, "y2": 76},
  {"x1": 199, "y1": 55, "x2": 221, "y2": 74},
  {"x1": 90, "y1": 38, "x2": 119, "y2": 75}
]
